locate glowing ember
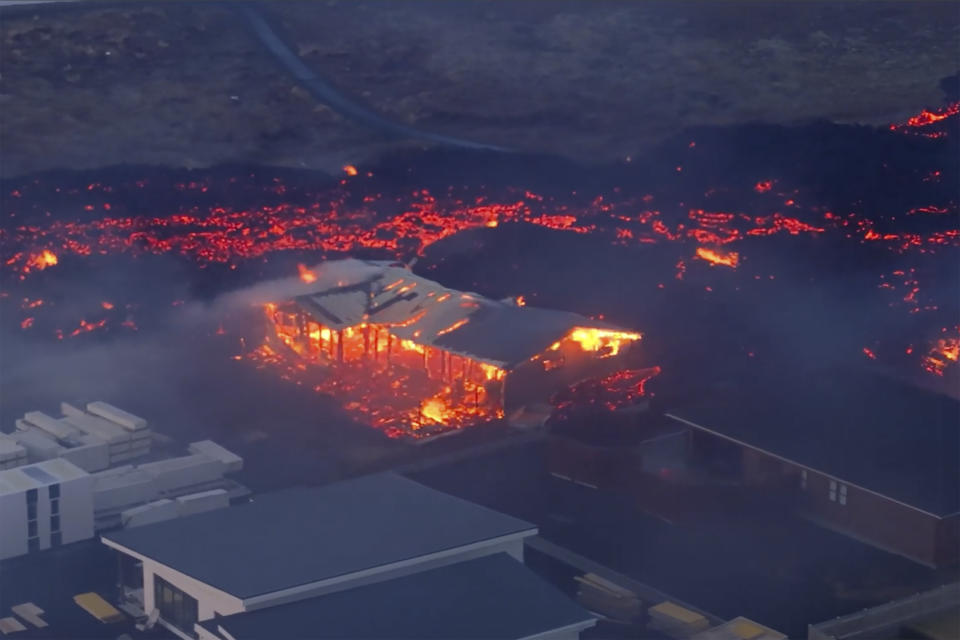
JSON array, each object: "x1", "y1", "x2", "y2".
[
  {"x1": 343, "y1": 165, "x2": 359, "y2": 177},
  {"x1": 922, "y1": 329, "x2": 960, "y2": 377},
  {"x1": 25, "y1": 249, "x2": 58, "y2": 272},
  {"x1": 69, "y1": 318, "x2": 108, "y2": 337},
  {"x1": 695, "y1": 247, "x2": 739, "y2": 269},
  {"x1": 101, "y1": 301, "x2": 114, "y2": 310},
  {"x1": 297, "y1": 263, "x2": 318, "y2": 283},
  {"x1": 551, "y1": 367, "x2": 661, "y2": 417}
]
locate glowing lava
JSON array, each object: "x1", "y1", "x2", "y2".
[{"x1": 695, "y1": 247, "x2": 739, "y2": 269}]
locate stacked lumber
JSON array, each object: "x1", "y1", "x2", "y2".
[
  {"x1": 649, "y1": 601, "x2": 710, "y2": 638},
  {"x1": 575, "y1": 573, "x2": 642, "y2": 622}
]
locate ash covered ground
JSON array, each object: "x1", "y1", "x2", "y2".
[{"x1": 1, "y1": 1, "x2": 958, "y2": 176}]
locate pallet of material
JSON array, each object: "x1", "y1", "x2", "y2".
[
  {"x1": 575, "y1": 573, "x2": 642, "y2": 621},
  {"x1": 0, "y1": 616, "x2": 27, "y2": 634},
  {"x1": 649, "y1": 601, "x2": 710, "y2": 638},
  {"x1": 21, "y1": 412, "x2": 81, "y2": 443},
  {"x1": 12, "y1": 427, "x2": 66, "y2": 460},
  {"x1": 73, "y1": 592, "x2": 124, "y2": 624},
  {"x1": 10, "y1": 603, "x2": 47, "y2": 629},
  {"x1": 692, "y1": 617, "x2": 786, "y2": 640},
  {"x1": 84, "y1": 402, "x2": 147, "y2": 432},
  {"x1": 0, "y1": 434, "x2": 27, "y2": 470}
]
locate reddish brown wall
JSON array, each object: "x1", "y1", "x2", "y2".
[{"x1": 796, "y1": 467, "x2": 944, "y2": 566}]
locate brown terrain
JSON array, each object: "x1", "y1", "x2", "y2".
[{"x1": 1, "y1": 1, "x2": 957, "y2": 177}]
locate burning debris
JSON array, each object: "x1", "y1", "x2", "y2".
[{"x1": 252, "y1": 260, "x2": 645, "y2": 439}]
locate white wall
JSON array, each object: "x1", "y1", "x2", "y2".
[
  {"x1": 135, "y1": 556, "x2": 245, "y2": 621},
  {"x1": 0, "y1": 463, "x2": 94, "y2": 560},
  {"x1": 0, "y1": 492, "x2": 28, "y2": 559},
  {"x1": 60, "y1": 472, "x2": 94, "y2": 546}
]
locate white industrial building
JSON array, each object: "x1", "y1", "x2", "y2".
[
  {"x1": 1, "y1": 401, "x2": 245, "y2": 561},
  {"x1": 101, "y1": 473, "x2": 596, "y2": 640},
  {"x1": 0, "y1": 458, "x2": 93, "y2": 560}
]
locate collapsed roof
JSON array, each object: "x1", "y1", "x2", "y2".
[{"x1": 293, "y1": 259, "x2": 621, "y2": 368}]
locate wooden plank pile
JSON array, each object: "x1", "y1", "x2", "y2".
[
  {"x1": 648, "y1": 601, "x2": 710, "y2": 638},
  {"x1": 575, "y1": 572, "x2": 642, "y2": 622}
]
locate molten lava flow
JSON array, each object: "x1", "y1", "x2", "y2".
[
  {"x1": 695, "y1": 247, "x2": 739, "y2": 269},
  {"x1": 890, "y1": 102, "x2": 960, "y2": 131}
]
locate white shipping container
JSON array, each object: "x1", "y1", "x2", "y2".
[
  {"x1": 13, "y1": 427, "x2": 65, "y2": 460},
  {"x1": 175, "y1": 489, "x2": 229, "y2": 517},
  {"x1": 139, "y1": 455, "x2": 226, "y2": 494},
  {"x1": 62, "y1": 412, "x2": 129, "y2": 445},
  {"x1": 85, "y1": 402, "x2": 147, "y2": 432},
  {"x1": 121, "y1": 499, "x2": 178, "y2": 528},
  {"x1": 22, "y1": 412, "x2": 80, "y2": 443},
  {"x1": 188, "y1": 440, "x2": 243, "y2": 473},
  {"x1": 60, "y1": 442, "x2": 110, "y2": 473},
  {"x1": 0, "y1": 435, "x2": 27, "y2": 464},
  {"x1": 92, "y1": 469, "x2": 157, "y2": 512}
]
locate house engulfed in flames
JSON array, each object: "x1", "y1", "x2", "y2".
[{"x1": 264, "y1": 259, "x2": 645, "y2": 439}]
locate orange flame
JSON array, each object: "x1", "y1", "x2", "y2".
[
  {"x1": 567, "y1": 327, "x2": 642, "y2": 357},
  {"x1": 28, "y1": 250, "x2": 58, "y2": 271},
  {"x1": 297, "y1": 263, "x2": 317, "y2": 283},
  {"x1": 695, "y1": 247, "x2": 739, "y2": 268}
]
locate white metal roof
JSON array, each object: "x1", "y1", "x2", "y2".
[
  {"x1": 294, "y1": 259, "x2": 616, "y2": 367},
  {"x1": 0, "y1": 458, "x2": 88, "y2": 496}
]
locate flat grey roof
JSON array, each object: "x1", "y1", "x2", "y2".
[
  {"x1": 102, "y1": 473, "x2": 535, "y2": 598},
  {"x1": 199, "y1": 553, "x2": 594, "y2": 639},
  {"x1": 668, "y1": 370, "x2": 960, "y2": 516}
]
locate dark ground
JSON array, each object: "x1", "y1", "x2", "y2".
[{"x1": 1, "y1": 1, "x2": 958, "y2": 176}]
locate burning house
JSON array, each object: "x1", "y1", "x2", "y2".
[{"x1": 261, "y1": 259, "x2": 644, "y2": 438}]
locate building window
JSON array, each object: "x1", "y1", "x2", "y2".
[
  {"x1": 51, "y1": 515, "x2": 60, "y2": 532},
  {"x1": 153, "y1": 575, "x2": 198, "y2": 634},
  {"x1": 26, "y1": 488, "x2": 37, "y2": 504},
  {"x1": 839, "y1": 483, "x2": 848, "y2": 506},
  {"x1": 800, "y1": 469, "x2": 807, "y2": 490},
  {"x1": 28, "y1": 521, "x2": 38, "y2": 538},
  {"x1": 48, "y1": 484, "x2": 60, "y2": 500},
  {"x1": 50, "y1": 499, "x2": 59, "y2": 515},
  {"x1": 51, "y1": 532, "x2": 62, "y2": 547},
  {"x1": 828, "y1": 479, "x2": 837, "y2": 502},
  {"x1": 27, "y1": 501, "x2": 37, "y2": 520},
  {"x1": 27, "y1": 537, "x2": 40, "y2": 553}
]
